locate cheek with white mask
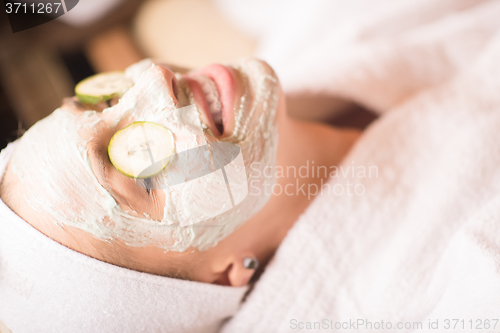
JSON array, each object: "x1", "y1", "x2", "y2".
[{"x1": 11, "y1": 58, "x2": 280, "y2": 252}]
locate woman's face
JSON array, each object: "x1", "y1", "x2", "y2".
[{"x1": 9, "y1": 58, "x2": 281, "y2": 253}]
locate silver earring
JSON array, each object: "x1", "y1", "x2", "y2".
[{"x1": 243, "y1": 257, "x2": 259, "y2": 270}]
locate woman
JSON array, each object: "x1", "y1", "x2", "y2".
[
  {"x1": 0, "y1": 58, "x2": 359, "y2": 332},
  {"x1": 4, "y1": 0, "x2": 500, "y2": 331}
]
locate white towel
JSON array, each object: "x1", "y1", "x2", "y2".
[
  {"x1": 218, "y1": 1, "x2": 500, "y2": 332},
  {"x1": 0, "y1": 142, "x2": 248, "y2": 333},
  {"x1": 216, "y1": 0, "x2": 500, "y2": 113}
]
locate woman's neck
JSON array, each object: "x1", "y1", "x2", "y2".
[{"x1": 244, "y1": 114, "x2": 361, "y2": 267}]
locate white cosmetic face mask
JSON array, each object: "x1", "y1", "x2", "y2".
[{"x1": 11, "y1": 58, "x2": 280, "y2": 252}]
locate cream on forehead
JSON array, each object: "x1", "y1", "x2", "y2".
[{"x1": 11, "y1": 59, "x2": 279, "y2": 251}]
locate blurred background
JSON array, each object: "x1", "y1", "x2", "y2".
[{"x1": 0, "y1": 0, "x2": 375, "y2": 150}]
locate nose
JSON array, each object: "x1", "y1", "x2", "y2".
[{"x1": 157, "y1": 65, "x2": 180, "y2": 107}]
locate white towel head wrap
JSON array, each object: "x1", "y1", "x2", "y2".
[{"x1": 0, "y1": 142, "x2": 247, "y2": 333}]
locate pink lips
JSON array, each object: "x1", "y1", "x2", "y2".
[{"x1": 184, "y1": 64, "x2": 238, "y2": 137}]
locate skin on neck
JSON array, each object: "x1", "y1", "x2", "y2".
[{"x1": 0, "y1": 92, "x2": 360, "y2": 286}]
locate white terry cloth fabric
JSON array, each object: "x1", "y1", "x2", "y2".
[
  {"x1": 0, "y1": 143, "x2": 247, "y2": 333},
  {"x1": 215, "y1": 0, "x2": 500, "y2": 115},
  {"x1": 219, "y1": 2, "x2": 500, "y2": 333}
]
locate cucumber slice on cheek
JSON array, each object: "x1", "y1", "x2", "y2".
[
  {"x1": 108, "y1": 122, "x2": 175, "y2": 179},
  {"x1": 75, "y1": 71, "x2": 134, "y2": 105}
]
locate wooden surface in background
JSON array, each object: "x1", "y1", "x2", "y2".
[{"x1": 85, "y1": 26, "x2": 143, "y2": 73}]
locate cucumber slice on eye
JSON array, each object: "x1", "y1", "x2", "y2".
[
  {"x1": 108, "y1": 122, "x2": 175, "y2": 179},
  {"x1": 75, "y1": 71, "x2": 134, "y2": 105}
]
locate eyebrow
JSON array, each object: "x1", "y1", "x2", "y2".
[
  {"x1": 88, "y1": 143, "x2": 125, "y2": 198},
  {"x1": 89, "y1": 144, "x2": 112, "y2": 190}
]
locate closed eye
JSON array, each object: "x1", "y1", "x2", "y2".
[{"x1": 85, "y1": 120, "x2": 166, "y2": 221}]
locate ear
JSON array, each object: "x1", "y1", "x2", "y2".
[{"x1": 214, "y1": 253, "x2": 258, "y2": 287}]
